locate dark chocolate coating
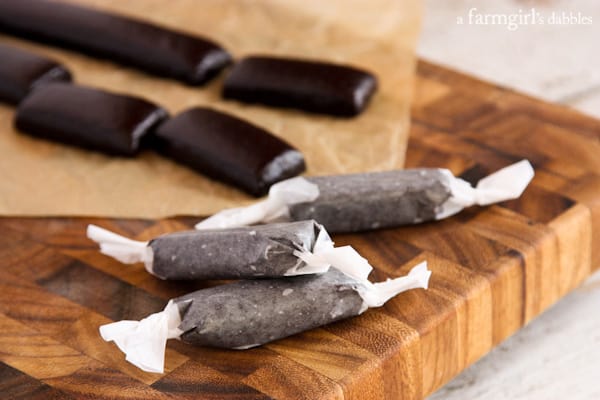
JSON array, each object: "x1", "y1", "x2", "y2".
[
  {"x1": 15, "y1": 83, "x2": 168, "y2": 156},
  {"x1": 223, "y1": 56, "x2": 378, "y2": 117},
  {"x1": 0, "y1": 43, "x2": 71, "y2": 104},
  {"x1": 174, "y1": 269, "x2": 365, "y2": 348},
  {"x1": 289, "y1": 169, "x2": 452, "y2": 233},
  {"x1": 153, "y1": 107, "x2": 306, "y2": 196},
  {"x1": 0, "y1": 0, "x2": 231, "y2": 85},
  {"x1": 149, "y1": 220, "x2": 322, "y2": 280}
]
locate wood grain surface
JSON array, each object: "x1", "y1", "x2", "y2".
[{"x1": 1, "y1": 60, "x2": 599, "y2": 399}]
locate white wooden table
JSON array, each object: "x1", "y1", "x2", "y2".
[{"x1": 419, "y1": 1, "x2": 600, "y2": 398}]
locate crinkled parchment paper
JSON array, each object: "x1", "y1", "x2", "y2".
[{"x1": 0, "y1": 0, "x2": 421, "y2": 217}]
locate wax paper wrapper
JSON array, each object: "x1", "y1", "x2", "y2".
[
  {"x1": 87, "y1": 220, "x2": 373, "y2": 280},
  {"x1": 197, "y1": 160, "x2": 535, "y2": 233},
  {"x1": 0, "y1": 0, "x2": 421, "y2": 217},
  {"x1": 100, "y1": 262, "x2": 431, "y2": 373}
]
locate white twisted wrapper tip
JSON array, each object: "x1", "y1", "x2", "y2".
[
  {"x1": 86, "y1": 224, "x2": 154, "y2": 274},
  {"x1": 356, "y1": 261, "x2": 431, "y2": 312},
  {"x1": 99, "y1": 300, "x2": 183, "y2": 373},
  {"x1": 195, "y1": 177, "x2": 319, "y2": 230},
  {"x1": 290, "y1": 225, "x2": 372, "y2": 281},
  {"x1": 99, "y1": 263, "x2": 431, "y2": 373},
  {"x1": 437, "y1": 160, "x2": 535, "y2": 219}
]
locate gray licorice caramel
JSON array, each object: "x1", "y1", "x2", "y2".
[
  {"x1": 0, "y1": 43, "x2": 71, "y2": 104},
  {"x1": 289, "y1": 169, "x2": 452, "y2": 233},
  {"x1": 0, "y1": 0, "x2": 231, "y2": 85},
  {"x1": 174, "y1": 269, "x2": 365, "y2": 348},
  {"x1": 15, "y1": 83, "x2": 168, "y2": 156},
  {"x1": 153, "y1": 107, "x2": 306, "y2": 196},
  {"x1": 223, "y1": 56, "x2": 377, "y2": 117},
  {"x1": 149, "y1": 220, "x2": 321, "y2": 280}
]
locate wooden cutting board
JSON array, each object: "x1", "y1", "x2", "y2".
[{"x1": 1, "y1": 60, "x2": 599, "y2": 399}]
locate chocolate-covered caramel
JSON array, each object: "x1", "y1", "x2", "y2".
[
  {"x1": 0, "y1": 43, "x2": 71, "y2": 104},
  {"x1": 223, "y1": 56, "x2": 377, "y2": 117},
  {"x1": 154, "y1": 107, "x2": 305, "y2": 196},
  {"x1": 16, "y1": 83, "x2": 167, "y2": 156},
  {"x1": 0, "y1": 0, "x2": 231, "y2": 85}
]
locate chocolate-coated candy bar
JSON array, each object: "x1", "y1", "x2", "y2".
[
  {"x1": 153, "y1": 107, "x2": 306, "y2": 196},
  {"x1": 0, "y1": 43, "x2": 71, "y2": 104},
  {"x1": 0, "y1": 0, "x2": 231, "y2": 85},
  {"x1": 15, "y1": 83, "x2": 168, "y2": 156},
  {"x1": 87, "y1": 220, "x2": 372, "y2": 281},
  {"x1": 223, "y1": 56, "x2": 378, "y2": 117},
  {"x1": 100, "y1": 262, "x2": 430, "y2": 373},
  {"x1": 196, "y1": 160, "x2": 535, "y2": 233}
]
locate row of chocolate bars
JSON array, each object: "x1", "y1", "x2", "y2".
[
  {"x1": 0, "y1": 0, "x2": 376, "y2": 196},
  {"x1": 0, "y1": 0, "x2": 536, "y2": 374}
]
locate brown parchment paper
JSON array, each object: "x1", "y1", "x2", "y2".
[{"x1": 0, "y1": 0, "x2": 421, "y2": 218}]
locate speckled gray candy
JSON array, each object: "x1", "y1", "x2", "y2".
[
  {"x1": 288, "y1": 169, "x2": 452, "y2": 233},
  {"x1": 149, "y1": 220, "x2": 322, "y2": 280},
  {"x1": 174, "y1": 269, "x2": 365, "y2": 348}
]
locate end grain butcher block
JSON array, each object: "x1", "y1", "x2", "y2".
[{"x1": 0, "y1": 60, "x2": 599, "y2": 399}]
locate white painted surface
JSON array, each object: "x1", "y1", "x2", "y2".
[
  {"x1": 419, "y1": 0, "x2": 600, "y2": 118},
  {"x1": 419, "y1": 1, "x2": 600, "y2": 398},
  {"x1": 427, "y1": 271, "x2": 600, "y2": 400}
]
